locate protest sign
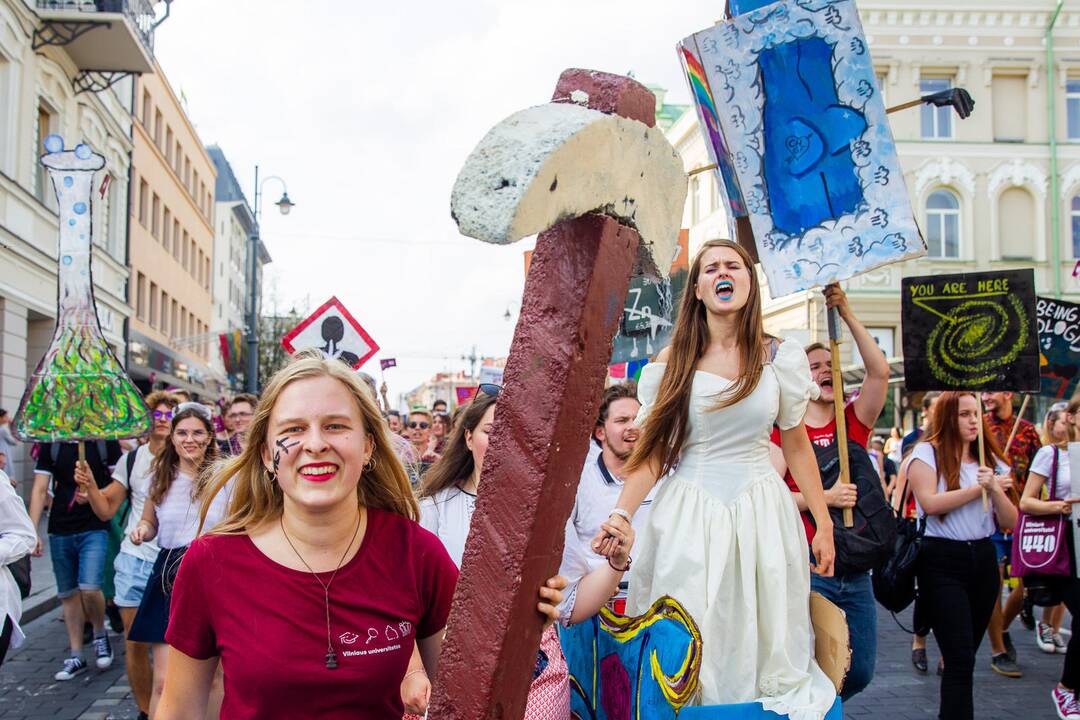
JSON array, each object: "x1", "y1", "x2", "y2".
[
  {"x1": 902, "y1": 269, "x2": 1039, "y2": 392},
  {"x1": 281, "y1": 296, "x2": 379, "y2": 370},
  {"x1": 680, "y1": 0, "x2": 925, "y2": 297},
  {"x1": 1037, "y1": 296, "x2": 1080, "y2": 400}
]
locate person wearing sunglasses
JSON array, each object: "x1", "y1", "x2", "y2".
[
  {"x1": 406, "y1": 409, "x2": 437, "y2": 485},
  {"x1": 126, "y1": 403, "x2": 224, "y2": 718}
]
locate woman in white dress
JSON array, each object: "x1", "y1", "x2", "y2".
[{"x1": 593, "y1": 239, "x2": 837, "y2": 719}]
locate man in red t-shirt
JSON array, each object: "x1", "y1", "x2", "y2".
[{"x1": 769, "y1": 284, "x2": 888, "y2": 702}]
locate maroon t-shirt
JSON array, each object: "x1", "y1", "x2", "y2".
[{"x1": 166, "y1": 507, "x2": 458, "y2": 719}]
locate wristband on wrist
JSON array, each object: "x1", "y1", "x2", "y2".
[
  {"x1": 608, "y1": 555, "x2": 632, "y2": 572},
  {"x1": 403, "y1": 668, "x2": 427, "y2": 680},
  {"x1": 609, "y1": 508, "x2": 631, "y2": 523}
]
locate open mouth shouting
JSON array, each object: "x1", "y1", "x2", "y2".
[
  {"x1": 298, "y1": 463, "x2": 339, "y2": 482},
  {"x1": 715, "y1": 278, "x2": 734, "y2": 301}
]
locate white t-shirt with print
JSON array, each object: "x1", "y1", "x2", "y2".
[
  {"x1": 1029, "y1": 445, "x2": 1072, "y2": 500},
  {"x1": 911, "y1": 442, "x2": 1011, "y2": 541},
  {"x1": 112, "y1": 444, "x2": 160, "y2": 563}
]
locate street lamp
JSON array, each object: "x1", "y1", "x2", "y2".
[{"x1": 245, "y1": 165, "x2": 294, "y2": 393}]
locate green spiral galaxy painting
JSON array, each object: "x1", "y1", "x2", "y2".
[
  {"x1": 901, "y1": 269, "x2": 1040, "y2": 393},
  {"x1": 13, "y1": 136, "x2": 150, "y2": 443}
]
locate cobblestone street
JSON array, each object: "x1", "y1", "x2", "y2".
[{"x1": 0, "y1": 601, "x2": 1049, "y2": 719}]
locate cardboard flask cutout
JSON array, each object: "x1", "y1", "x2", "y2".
[
  {"x1": 280, "y1": 296, "x2": 379, "y2": 370},
  {"x1": 901, "y1": 269, "x2": 1039, "y2": 393},
  {"x1": 14, "y1": 136, "x2": 150, "y2": 442}
]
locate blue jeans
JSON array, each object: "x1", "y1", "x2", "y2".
[
  {"x1": 49, "y1": 530, "x2": 108, "y2": 599},
  {"x1": 811, "y1": 570, "x2": 876, "y2": 701}
]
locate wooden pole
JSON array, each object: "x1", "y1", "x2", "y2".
[
  {"x1": 886, "y1": 98, "x2": 925, "y2": 114},
  {"x1": 687, "y1": 163, "x2": 718, "y2": 177},
  {"x1": 1003, "y1": 394, "x2": 1031, "y2": 456},
  {"x1": 977, "y1": 402, "x2": 989, "y2": 511},
  {"x1": 77, "y1": 441, "x2": 85, "y2": 463},
  {"x1": 827, "y1": 306, "x2": 854, "y2": 528}
]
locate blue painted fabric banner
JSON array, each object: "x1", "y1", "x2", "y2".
[{"x1": 682, "y1": 0, "x2": 925, "y2": 298}]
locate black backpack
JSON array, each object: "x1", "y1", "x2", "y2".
[{"x1": 809, "y1": 437, "x2": 896, "y2": 577}]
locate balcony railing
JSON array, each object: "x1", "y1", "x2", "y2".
[{"x1": 36, "y1": 0, "x2": 157, "y2": 52}]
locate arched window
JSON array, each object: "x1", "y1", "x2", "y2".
[
  {"x1": 1072, "y1": 195, "x2": 1080, "y2": 258},
  {"x1": 926, "y1": 189, "x2": 960, "y2": 259}
]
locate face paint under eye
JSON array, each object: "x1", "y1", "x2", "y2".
[{"x1": 272, "y1": 437, "x2": 301, "y2": 477}]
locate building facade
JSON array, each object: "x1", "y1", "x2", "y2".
[
  {"x1": 127, "y1": 62, "x2": 221, "y2": 399},
  {"x1": 666, "y1": 0, "x2": 1080, "y2": 426},
  {"x1": 206, "y1": 144, "x2": 270, "y2": 392},
  {"x1": 0, "y1": 0, "x2": 159, "y2": 487}
]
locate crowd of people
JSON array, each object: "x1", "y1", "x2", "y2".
[{"x1": 0, "y1": 239, "x2": 1075, "y2": 719}]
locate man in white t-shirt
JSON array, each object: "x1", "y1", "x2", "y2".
[
  {"x1": 570, "y1": 382, "x2": 660, "y2": 613},
  {"x1": 110, "y1": 391, "x2": 176, "y2": 720}
]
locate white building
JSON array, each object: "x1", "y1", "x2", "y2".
[
  {"x1": 206, "y1": 145, "x2": 269, "y2": 391},
  {"x1": 0, "y1": 0, "x2": 162, "y2": 488}
]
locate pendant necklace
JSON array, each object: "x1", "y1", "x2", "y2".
[{"x1": 280, "y1": 510, "x2": 362, "y2": 670}]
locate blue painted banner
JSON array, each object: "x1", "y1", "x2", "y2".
[
  {"x1": 682, "y1": 0, "x2": 925, "y2": 297},
  {"x1": 1037, "y1": 296, "x2": 1080, "y2": 400}
]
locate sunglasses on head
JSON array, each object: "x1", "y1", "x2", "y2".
[
  {"x1": 477, "y1": 383, "x2": 502, "y2": 398},
  {"x1": 409, "y1": 421, "x2": 430, "y2": 429},
  {"x1": 176, "y1": 402, "x2": 213, "y2": 421}
]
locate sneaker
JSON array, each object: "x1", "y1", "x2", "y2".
[
  {"x1": 1021, "y1": 597, "x2": 1036, "y2": 630},
  {"x1": 1039, "y1": 622, "x2": 1059, "y2": 654},
  {"x1": 911, "y1": 647, "x2": 928, "y2": 673},
  {"x1": 1055, "y1": 632, "x2": 1069, "y2": 655},
  {"x1": 54, "y1": 656, "x2": 87, "y2": 681},
  {"x1": 990, "y1": 653, "x2": 1022, "y2": 678},
  {"x1": 1051, "y1": 686, "x2": 1080, "y2": 720},
  {"x1": 1003, "y1": 631, "x2": 1018, "y2": 663},
  {"x1": 93, "y1": 632, "x2": 114, "y2": 669}
]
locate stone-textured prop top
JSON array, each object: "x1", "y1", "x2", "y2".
[{"x1": 450, "y1": 103, "x2": 686, "y2": 279}]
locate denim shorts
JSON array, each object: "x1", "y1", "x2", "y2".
[
  {"x1": 112, "y1": 551, "x2": 156, "y2": 608},
  {"x1": 49, "y1": 530, "x2": 109, "y2": 599},
  {"x1": 991, "y1": 530, "x2": 1012, "y2": 565}
]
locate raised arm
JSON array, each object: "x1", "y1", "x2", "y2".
[{"x1": 824, "y1": 284, "x2": 888, "y2": 428}]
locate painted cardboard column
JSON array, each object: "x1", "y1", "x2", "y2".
[{"x1": 428, "y1": 71, "x2": 656, "y2": 720}]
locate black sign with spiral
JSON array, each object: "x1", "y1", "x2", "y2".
[{"x1": 902, "y1": 269, "x2": 1039, "y2": 392}]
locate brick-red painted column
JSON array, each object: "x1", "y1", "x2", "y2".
[{"x1": 429, "y1": 71, "x2": 655, "y2": 720}]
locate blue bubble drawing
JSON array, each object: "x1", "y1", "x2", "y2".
[
  {"x1": 73, "y1": 202, "x2": 87, "y2": 215},
  {"x1": 74, "y1": 144, "x2": 92, "y2": 160},
  {"x1": 63, "y1": 177, "x2": 73, "y2": 188},
  {"x1": 43, "y1": 134, "x2": 63, "y2": 153},
  {"x1": 61, "y1": 255, "x2": 72, "y2": 265}
]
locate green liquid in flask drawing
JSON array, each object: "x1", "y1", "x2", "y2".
[{"x1": 13, "y1": 135, "x2": 150, "y2": 442}]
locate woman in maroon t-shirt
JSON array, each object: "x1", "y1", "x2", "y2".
[{"x1": 155, "y1": 350, "x2": 567, "y2": 719}]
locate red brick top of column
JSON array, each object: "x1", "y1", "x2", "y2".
[{"x1": 551, "y1": 68, "x2": 657, "y2": 126}]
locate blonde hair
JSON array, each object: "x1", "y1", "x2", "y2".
[{"x1": 200, "y1": 349, "x2": 418, "y2": 534}]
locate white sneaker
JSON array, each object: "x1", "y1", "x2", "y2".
[
  {"x1": 1055, "y1": 632, "x2": 1069, "y2": 655},
  {"x1": 54, "y1": 656, "x2": 87, "y2": 681},
  {"x1": 1052, "y1": 686, "x2": 1080, "y2": 720},
  {"x1": 92, "y1": 632, "x2": 114, "y2": 669},
  {"x1": 1039, "y1": 622, "x2": 1058, "y2": 654}
]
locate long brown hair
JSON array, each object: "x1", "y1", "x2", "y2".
[
  {"x1": 149, "y1": 406, "x2": 218, "y2": 505},
  {"x1": 420, "y1": 392, "x2": 498, "y2": 499},
  {"x1": 921, "y1": 391, "x2": 1007, "y2": 493},
  {"x1": 202, "y1": 349, "x2": 418, "y2": 534},
  {"x1": 625, "y1": 239, "x2": 771, "y2": 477}
]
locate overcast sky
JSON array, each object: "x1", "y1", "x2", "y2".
[{"x1": 154, "y1": 1, "x2": 715, "y2": 399}]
